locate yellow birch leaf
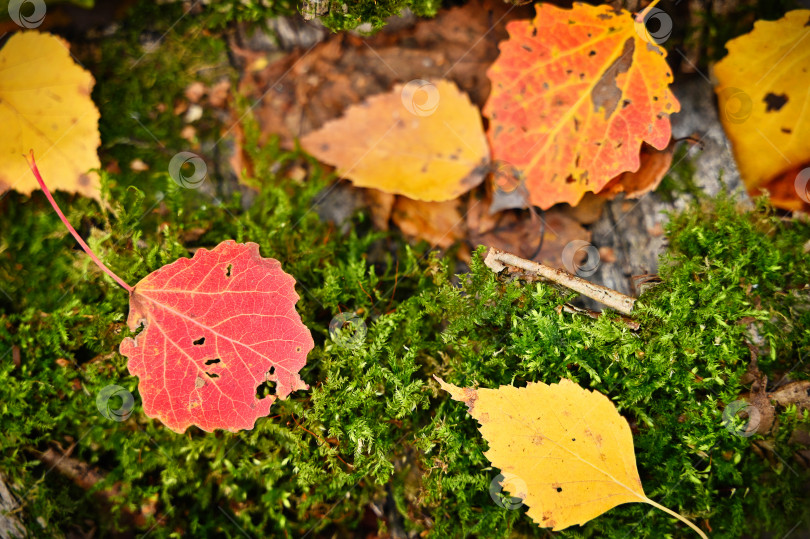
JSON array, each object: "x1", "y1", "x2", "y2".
[
  {"x1": 436, "y1": 376, "x2": 707, "y2": 537},
  {"x1": 0, "y1": 31, "x2": 101, "y2": 200},
  {"x1": 714, "y1": 10, "x2": 810, "y2": 202},
  {"x1": 300, "y1": 79, "x2": 490, "y2": 202}
]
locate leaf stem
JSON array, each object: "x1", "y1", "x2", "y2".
[
  {"x1": 484, "y1": 248, "x2": 636, "y2": 315},
  {"x1": 642, "y1": 496, "x2": 709, "y2": 539},
  {"x1": 636, "y1": 0, "x2": 663, "y2": 23},
  {"x1": 26, "y1": 151, "x2": 133, "y2": 293}
]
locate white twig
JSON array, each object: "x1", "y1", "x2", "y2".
[{"x1": 484, "y1": 248, "x2": 636, "y2": 315}]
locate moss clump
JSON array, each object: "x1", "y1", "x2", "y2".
[
  {"x1": 157, "y1": 0, "x2": 439, "y2": 32},
  {"x1": 1, "y1": 1, "x2": 809, "y2": 536},
  {"x1": 316, "y1": 0, "x2": 441, "y2": 32},
  {"x1": 2, "y1": 127, "x2": 809, "y2": 538}
]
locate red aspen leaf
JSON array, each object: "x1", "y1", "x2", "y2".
[
  {"x1": 119, "y1": 241, "x2": 313, "y2": 433},
  {"x1": 484, "y1": 2, "x2": 680, "y2": 210},
  {"x1": 301, "y1": 79, "x2": 490, "y2": 202}
]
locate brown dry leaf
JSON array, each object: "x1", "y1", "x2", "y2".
[
  {"x1": 233, "y1": 0, "x2": 531, "y2": 150},
  {"x1": 392, "y1": 197, "x2": 466, "y2": 249},
  {"x1": 758, "y1": 165, "x2": 810, "y2": 212},
  {"x1": 488, "y1": 185, "x2": 530, "y2": 213},
  {"x1": 467, "y1": 196, "x2": 591, "y2": 267},
  {"x1": 559, "y1": 192, "x2": 607, "y2": 225},
  {"x1": 487, "y1": 162, "x2": 531, "y2": 213},
  {"x1": 364, "y1": 189, "x2": 397, "y2": 230},
  {"x1": 436, "y1": 376, "x2": 708, "y2": 537},
  {"x1": 770, "y1": 381, "x2": 810, "y2": 415},
  {"x1": 0, "y1": 31, "x2": 101, "y2": 199},
  {"x1": 184, "y1": 81, "x2": 206, "y2": 103},
  {"x1": 300, "y1": 79, "x2": 489, "y2": 201},
  {"x1": 600, "y1": 143, "x2": 675, "y2": 199},
  {"x1": 208, "y1": 80, "x2": 231, "y2": 108}
]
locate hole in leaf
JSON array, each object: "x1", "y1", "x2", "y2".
[
  {"x1": 556, "y1": 487, "x2": 563, "y2": 493},
  {"x1": 256, "y1": 380, "x2": 277, "y2": 399},
  {"x1": 295, "y1": 346, "x2": 302, "y2": 353},
  {"x1": 268, "y1": 366, "x2": 275, "y2": 376},
  {"x1": 205, "y1": 372, "x2": 220, "y2": 379},
  {"x1": 193, "y1": 337, "x2": 205, "y2": 346},
  {"x1": 204, "y1": 358, "x2": 221, "y2": 366},
  {"x1": 225, "y1": 264, "x2": 233, "y2": 277},
  {"x1": 133, "y1": 318, "x2": 149, "y2": 341}
]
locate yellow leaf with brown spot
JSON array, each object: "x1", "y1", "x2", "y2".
[
  {"x1": 714, "y1": 10, "x2": 810, "y2": 207},
  {"x1": 436, "y1": 376, "x2": 707, "y2": 537},
  {"x1": 0, "y1": 31, "x2": 101, "y2": 200},
  {"x1": 301, "y1": 79, "x2": 490, "y2": 202}
]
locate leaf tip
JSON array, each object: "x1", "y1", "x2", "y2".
[{"x1": 435, "y1": 376, "x2": 478, "y2": 409}]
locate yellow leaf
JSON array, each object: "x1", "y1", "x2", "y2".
[
  {"x1": 436, "y1": 376, "x2": 707, "y2": 537},
  {"x1": 714, "y1": 10, "x2": 810, "y2": 202},
  {"x1": 0, "y1": 31, "x2": 101, "y2": 200},
  {"x1": 391, "y1": 197, "x2": 465, "y2": 249},
  {"x1": 301, "y1": 79, "x2": 490, "y2": 202}
]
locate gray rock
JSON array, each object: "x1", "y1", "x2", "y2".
[{"x1": 584, "y1": 76, "x2": 749, "y2": 303}]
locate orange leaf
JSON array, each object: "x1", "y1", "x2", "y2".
[
  {"x1": 600, "y1": 142, "x2": 675, "y2": 199},
  {"x1": 0, "y1": 32, "x2": 101, "y2": 200},
  {"x1": 484, "y1": 3, "x2": 679, "y2": 209},
  {"x1": 437, "y1": 376, "x2": 707, "y2": 537},
  {"x1": 301, "y1": 79, "x2": 490, "y2": 202},
  {"x1": 392, "y1": 197, "x2": 466, "y2": 249}
]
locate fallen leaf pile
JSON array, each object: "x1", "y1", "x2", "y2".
[
  {"x1": 231, "y1": 1, "x2": 685, "y2": 266},
  {"x1": 233, "y1": 0, "x2": 530, "y2": 150}
]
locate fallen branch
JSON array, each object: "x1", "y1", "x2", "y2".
[{"x1": 484, "y1": 248, "x2": 636, "y2": 315}]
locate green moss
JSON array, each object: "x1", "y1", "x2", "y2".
[
  {"x1": 317, "y1": 0, "x2": 440, "y2": 32},
  {"x1": 1, "y1": 1, "x2": 809, "y2": 536},
  {"x1": 2, "y1": 133, "x2": 809, "y2": 538}
]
